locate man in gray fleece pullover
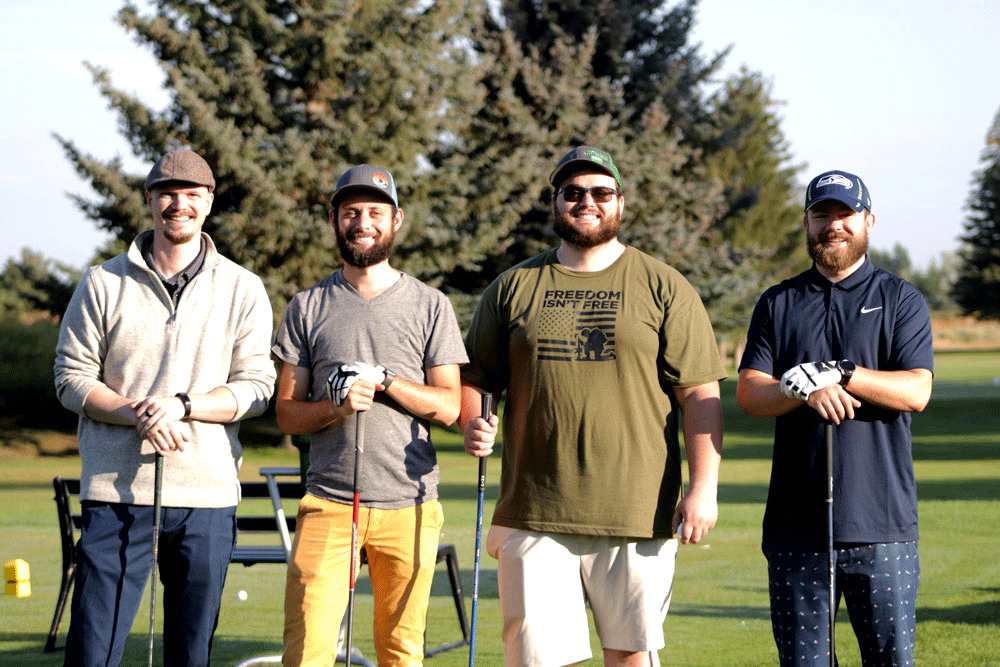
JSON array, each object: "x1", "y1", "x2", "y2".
[{"x1": 54, "y1": 149, "x2": 276, "y2": 667}]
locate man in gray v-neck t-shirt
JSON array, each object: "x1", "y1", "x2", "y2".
[{"x1": 272, "y1": 163, "x2": 467, "y2": 667}]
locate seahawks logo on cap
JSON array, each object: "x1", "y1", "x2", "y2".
[
  {"x1": 372, "y1": 173, "x2": 390, "y2": 190},
  {"x1": 817, "y1": 174, "x2": 854, "y2": 190},
  {"x1": 583, "y1": 149, "x2": 606, "y2": 164}
]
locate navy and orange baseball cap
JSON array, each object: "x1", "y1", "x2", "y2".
[{"x1": 804, "y1": 170, "x2": 871, "y2": 213}]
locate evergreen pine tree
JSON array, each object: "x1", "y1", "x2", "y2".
[
  {"x1": 58, "y1": 0, "x2": 486, "y2": 316},
  {"x1": 441, "y1": 0, "x2": 799, "y2": 333},
  {"x1": 708, "y1": 69, "x2": 806, "y2": 277},
  {"x1": 953, "y1": 107, "x2": 1000, "y2": 319}
]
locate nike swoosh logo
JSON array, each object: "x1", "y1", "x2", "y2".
[{"x1": 861, "y1": 306, "x2": 882, "y2": 314}]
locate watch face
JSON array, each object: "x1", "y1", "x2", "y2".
[{"x1": 838, "y1": 360, "x2": 855, "y2": 385}]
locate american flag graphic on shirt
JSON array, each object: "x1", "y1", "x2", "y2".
[{"x1": 537, "y1": 289, "x2": 620, "y2": 362}]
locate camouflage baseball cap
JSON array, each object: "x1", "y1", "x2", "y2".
[
  {"x1": 145, "y1": 149, "x2": 215, "y2": 192},
  {"x1": 549, "y1": 146, "x2": 623, "y2": 190}
]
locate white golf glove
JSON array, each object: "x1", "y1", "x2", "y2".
[
  {"x1": 780, "y1": 360, "x2": 842, "y2": 400},
  {"x1": 327, "y1": 363, "x2": 386, "y2": 407}
]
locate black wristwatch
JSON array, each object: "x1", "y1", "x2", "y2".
[
  {"x1": 382, "y1": 368, "x2": 396, "y2": 390},
  {"x1": 836, "y1": 360, "x2": 856, "y2": 386},
  {"x1": 175, "y1": 392, "x2": 192, "y2": 418}
]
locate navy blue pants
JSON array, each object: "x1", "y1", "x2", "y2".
[
  {"x1": 765, "y1": 542, "x2": 919, "y2": 667},
  {"x1": 64, "y1": 502, "x2": 237, "y2": 667}
]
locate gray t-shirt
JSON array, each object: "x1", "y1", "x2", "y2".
[{"x1": 272, "y1": 270, "x2": 468, "y2": 509}]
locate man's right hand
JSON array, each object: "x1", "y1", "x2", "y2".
[{"x1": 463, "y1": 413, "x2": 498, "y2": 458}]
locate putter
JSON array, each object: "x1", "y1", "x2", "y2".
[
  {"x1": 825, "y1": 421, "x2": 835, "y2": 667},
  {"x1": 468, "y1": 391, "x2": 493, "y2": 667},
  {"x1": 148, "y1": 452, "x2": 164, "y2": 667},
  {"x1": 346, "y1": 410, "x2": 366, "y2": 667}
]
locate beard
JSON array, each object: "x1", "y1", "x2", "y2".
[
  {"x1": 552, "y1": 203, "x2": 621, "y2": 249},
  {"x1": 808, "y1": 227, "x2": 869, "y2": 273},
  {"x1": 335, "y1": 224, "x2": 396, "y2": 268}
]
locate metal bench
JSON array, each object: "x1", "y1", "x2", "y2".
[{"x1": 46, "y1": 469, "x2": 469, "y2": 659}]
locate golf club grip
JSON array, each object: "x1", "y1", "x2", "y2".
[
  {"x1": 477, "y1": 393, "x2": 492, "y2": 493},
  {"x1": 825, "y1": 422, "x2": 834, "y2": 500},
  {"x1": 152, "y1": 454, "x2": 164, "y2": 552},
  {"x1": 149, "y1": 453, "x2": 164, "y2": 667},
  {"x1": 350, "y1": 410, "x2": 365, "y2": 589},
  {"x1": 354, "y1": 410, "x2": 366, "y2": 491}
]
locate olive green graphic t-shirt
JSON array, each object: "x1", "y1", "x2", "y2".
[{"x1": 463, "y1": 247, "x2": 726, "y2": 538}]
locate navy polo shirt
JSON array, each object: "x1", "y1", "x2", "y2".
[{"x1": 740, "y1": 259, "x2": 933, "y2": 549}]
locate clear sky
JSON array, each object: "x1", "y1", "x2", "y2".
[{"x1": 2, "y1": 1, "x2": 998, "y2": 271}]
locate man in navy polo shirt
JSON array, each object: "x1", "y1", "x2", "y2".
[{"x1": 737, "y1": 169, "x2": 933, "y2": 667}]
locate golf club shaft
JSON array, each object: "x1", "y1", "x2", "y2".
[
  {"x1": 469, "y1": 392, "x2": 492, "y2": 667},
  {"x1": 346, "y1": 410, "x2": 366, "y2": 666},
  {"x1": 148, "y1": 452, "x2": 163, "y2": 667},
  {"x1": 826, "y1": 421, "x2": 835, "y2": 667}
]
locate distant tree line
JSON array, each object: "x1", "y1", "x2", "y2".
[{"x1": 868, "y1": 245, "x2": 959, "y2": 313}]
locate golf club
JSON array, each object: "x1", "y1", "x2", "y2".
[
  {"x1": 148, "y1": 452, "x2": 163, "y2": 667},
  {"x1": 826, "y1": 421, "x2": 835, "y2": 667},
  {"x1": 468, "y1": 391, "x2": 493, "y2": 667},
  {"x1": 346, "y1": 410, "x2": 366, "y2": 667}
]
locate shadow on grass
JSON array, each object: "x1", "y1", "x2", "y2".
[
  {"x1": 437, "y1": 482, "x2": 499, "y2": 500},
  {"x1": 718, "y1": 482, "x2": 769, "y2": 504},
  {"x1": 0, "y1": 479, "x2": 61, "y2": 490},
  {"x1": 916, "y1": 478, "x2": 1000, "y2": 501},
  {"x1": 919, "y1": 589, "x2": 1000, "y2": 626},
  {"x1": 669, "y1": 603, "x2": 771, "y2": 621},
  {"x1": 0, "y1": 633, "x2": 286, "y2": 664}
]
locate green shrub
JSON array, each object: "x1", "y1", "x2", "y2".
[{"x1": 0, "y1": 317, "x2": 77, "y2": 430}]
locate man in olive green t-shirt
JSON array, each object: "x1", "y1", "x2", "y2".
[{"x1": 460, "y1": 146, "x2": 726, "y2": 667}]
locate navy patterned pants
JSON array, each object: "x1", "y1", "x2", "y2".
[{"x1": 764, "y1": 542, "x2": 919, "y2": 667}]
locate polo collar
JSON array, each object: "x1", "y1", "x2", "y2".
[{"x1": 807, "y1": 257, "x2": 874, "y2": 292}]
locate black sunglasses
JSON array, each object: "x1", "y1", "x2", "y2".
[{"x1": 557, "y1": 185, "x2": 620, "y2": 203}]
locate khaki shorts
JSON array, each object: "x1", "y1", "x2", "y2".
[{"x1": 486, "y1": 526, "x2": 678, "y2": 667}]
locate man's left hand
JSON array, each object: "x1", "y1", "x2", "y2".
[
  {"x1": 133, "y1": 395, "x2": 192, "y2": 454},
  {"x1": 780, "y1": 360, "x2": 842, "y2": 400}
]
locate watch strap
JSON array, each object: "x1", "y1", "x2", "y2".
[
  {"x1": 837, "y1": 360, "x2": 854, "y2": 386},
  {"x1": 175, "y1": 392, "x2": 192, "y2": 418}
]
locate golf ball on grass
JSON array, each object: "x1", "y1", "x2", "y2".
[{"x1": 237, "y1": 590, "x2": 248, "y2": 601}]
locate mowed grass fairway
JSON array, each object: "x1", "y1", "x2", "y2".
[{"x1": 1, "y1": 350, "x2": 997, "y2": 666}]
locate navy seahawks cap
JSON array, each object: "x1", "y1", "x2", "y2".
[
  {"x1": 331, "y1": 164, "x2": 399, "y2": 208},
  {"x1": 804, "y1": 170, "x2": 871, "y2": 213},
  {"x1": 550, "y1": 146, "x2": 623, "y2": 190}
]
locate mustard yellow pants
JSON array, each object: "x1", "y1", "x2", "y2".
[{"x1": 283, "y1": 493, "x2": 443, "y2": 667}]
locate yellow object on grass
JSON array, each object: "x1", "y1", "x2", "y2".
[{"x1": 4, "y1": 558, "x2": 31, "y2": 597}]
